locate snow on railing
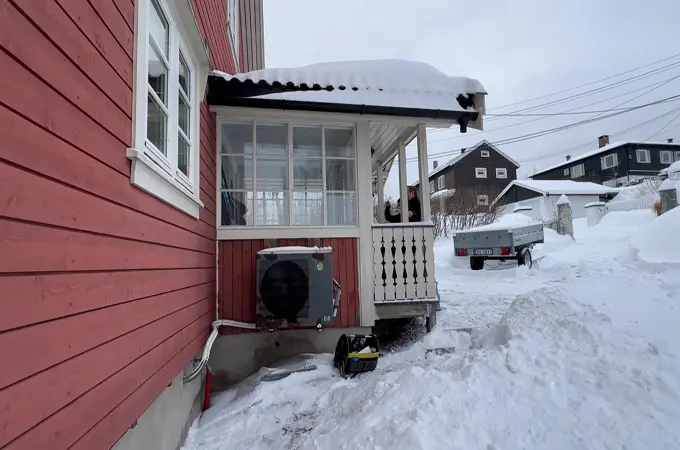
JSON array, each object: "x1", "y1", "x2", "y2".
[
  {"x1": 372, "y1": 223, "x2": 436, "y2": 303},
  {"x1": 604, "y1": 197, "x2": 655, "y2": 214}
]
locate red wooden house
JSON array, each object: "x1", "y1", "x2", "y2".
[{"x1": 0, "y1": 0, "x2": 487, "y2": 448}]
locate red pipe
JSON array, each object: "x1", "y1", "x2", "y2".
[{"x1": 202, "y1": 369, "x2": 212, "y2": 411}]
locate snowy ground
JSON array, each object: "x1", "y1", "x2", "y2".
[{"x1": 182, "y1": 209, "x2": 680, "y2": 450}]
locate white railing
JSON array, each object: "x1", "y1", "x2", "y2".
[
  {"x1": 604, "y1": 197, "x2": 655, "y2": 214},
  {"x1": 372, "y1": 223, "x2": 436, "y2": 303}
]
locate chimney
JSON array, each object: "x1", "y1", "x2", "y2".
[
  {"x1": 668, "y1": 138, "x2": 674, "y2": 144},
  {"x1": 433, "y1": 160, "x2": 438, "y2": 169},
  {"x1": 598, "y1": 135, "x2": 610, "y2": 148},
  {"x1": 565, "y1": 154, "x2": 571, "y2": 161},
  {"x1": 460, "y1": 148, "x2": 466, "y2": 154}
]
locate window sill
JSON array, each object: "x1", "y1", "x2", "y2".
[
  {"x1": 216, "y1": 226, "x2": 360, "y2": 240},
  {"x1": 127, "y1": 148, "x2": 204, "y2": 218}
]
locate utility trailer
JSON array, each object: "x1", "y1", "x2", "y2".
[{"x1": 453, "y1": 222, "x2": 545, "y2": 270}]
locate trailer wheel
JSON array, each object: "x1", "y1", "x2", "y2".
[
  {"x1": 470, "y1": 257, "x2": 484, "y2": 271},
  {"x1": 518, "y1": 248, "x2": 533, "y2": 269}
]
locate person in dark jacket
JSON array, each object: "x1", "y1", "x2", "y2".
[{"x1": 384, "y1": 186, "x2": 422, "y2": 223}]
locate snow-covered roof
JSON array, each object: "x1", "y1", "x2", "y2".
[
  {"x1": 426, "y1": 139, "x2": 520, "y2": 180},
  {"x1": 211, "y1": 59, "x2": 487, "y2": 116},
  {"x1": 431, "y1": 188, "x2": 455, "y2": 199},
  {"x1": 530, "y1": 140, "x2": 680, "y2": 177},
  {"x1": 494, "y1": 179, "x2": 619, "y2": 205}
]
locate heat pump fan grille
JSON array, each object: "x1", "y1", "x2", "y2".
[{"x1": 260, "y1": 260, "x2": 309, "y2": 320}]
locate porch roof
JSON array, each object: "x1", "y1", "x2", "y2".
[{"x1": 208, "y1": 59, "x2": 485, "y2": 129}]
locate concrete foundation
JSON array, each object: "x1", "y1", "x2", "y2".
[
  {"x1": 112, "y1": 355, "x2": 204, "y2": 450},
  {"x1": 208, "y1": 327, "x2": 370, "y2": 391}
]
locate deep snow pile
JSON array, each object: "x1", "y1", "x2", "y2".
[
  {"x1": 182, "y1": 210, "x2": 680, "y2": 450},
  {"x1": 630, "y1": 206, "x2": 680, "y2": 264}
]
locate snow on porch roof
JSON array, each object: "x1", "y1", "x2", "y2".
[{"x1": 208, "y1": 59, "x2": 487, "y2": 123}]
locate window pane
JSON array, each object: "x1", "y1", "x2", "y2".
[
  {"x1": 256, "y1": 158, "x2": 288, "y2": 191},
  {"x1": 179, "y1": 53, "x2": 190, "y2": 96},
  {"x1": 256, "y1": 123, "x2": 288, "y2": 156},
  {"x1": 293, "y1": 191, "x2": 323, "y2": 226},
  {"x1": 148, "y1": 42, "x2": 167, "y2": 104},
  {"x1": 220, "y1": 155, "x2": 253, "y2": 190},
  {"x1": 326, "y1": 159, "x2": 355, "y2": 191},
  {"x1": 178, "y1": 133, "x2": 190, "y2": 176},
  {"x1": 327, "y1": 192, "x2": 357, "y2": 225},
  {"x1": 325, "y1": 128, "x2": 355, "y2": 157},
  {"x1": 293, "y1": 158, "x2": 323, "y2": 190},
  {"x1": 179, "y1": 95, "x2": 190, "y2": 137},
  {"x1": 221, "y1": 123, "x2": 253, "y2": 154},
  {"x1": 293, "y1": 126, "x2": 322, "y2": 157},
  {"x1": 255, "y1": 191, "x2": 288, "y2": 225},
  {"x1": 220, "y1": 191, "x2": 253, "y2": 226},
  {"x1": 149, "y1": 0, "x2": 168, "y2": 55},
  {"x1": 147, "y1": 93, "x2": 167, "y2": 154}
]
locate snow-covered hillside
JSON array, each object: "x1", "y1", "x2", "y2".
[{"x1": 182, "y1": 209, "x2": 680, "y2": 450}]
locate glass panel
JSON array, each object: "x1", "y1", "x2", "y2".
[
  {"x1": 256, "y1": 158, "x2": 288, "y2": 191},
  {"x1": 179, "y1": 95, "x2": 189, "y2": 136},
  {"x1": 255, "y1": 191, "x2": 289, "y2": 226},
  {"x1": 325, "y1": 128, "x2": 355, "y2": 157},
  {"x1": 256, "y1": 123, "x2": 288, "y2": 156},
  {"x1": 292, "y1": 126, "x2": 322, "y2": 157},
  {"x1": 179, "y1": 53, "x2": 190, "y2": 96},
  {"x1": 325, "y1": 159, "x2": 355, "y2": 191},
  {"x1": 293, "y1": 158, "x2": 323, "y2": 190},
  {"x1": 293, "y1": 191, "x2": 323, "y2": 226},
  {"x1": 326, "y1": 192, "x2": 357, "y2": 225},
  {"x1": 221, "y1": 123, "x2": 253, "y2": 154},
  {"x1": 220, "y1": 155, "x2": 253, "y2": 190},
  {"x1": 148, "y1": 42, "x2": 167, "y2": 104},
  {"x1": 178, "y1": 133, "x2": 189, "y2": 176},
  {"x1": 220, "y1": 191, "x2": 253, "y2": 226},
  {"x1": 147, "y1": 93, "x2": 167, "y2": 154},
  {"x1": 149, "y1": 0, "x2": 169, "y2": 55}
]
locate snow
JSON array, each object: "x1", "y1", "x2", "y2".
[
  {"x1": 213, "y1": 59, "x2": 486, "y2": 113},
  {"x1": 454, "y1": 212, "x2": 541, "y2": 234},
  {"x1": 430, "y1": 188, "x2": 455, "y2": 199},
  {"x1": 660, "y1": 178, "x2": 675, "y2": 191},
  {"x1": 182, "y1": 209, "x2": 680, "y2": 450},
  {"x1": 630, "y1": 207, "x2": 680, "y2": 264},
  {"x1": 504, "y1": 179, "x2": 618, "y2": 197},
  {"x1": 556, "y1": 193, "x2": 570, "y2": 205}
]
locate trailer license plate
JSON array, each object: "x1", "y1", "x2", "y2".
[{"x1": 473, "y1": 249, "x2": 493, "y2": 256}]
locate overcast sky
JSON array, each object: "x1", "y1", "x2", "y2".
[{"x1": 262, "y1": 0, "x2": 680, "y2": 197}]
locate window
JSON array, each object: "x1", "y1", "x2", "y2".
[
  {"x1": 475, "y1": 167, "x2": 487, "y2": 178},
  {"x1": 495, "y1": 168, "x2": 507, "y2": 178},
  {"x1": 571, "y1": 164, "x2": 585, "y2": 178},
  {"x1": 675, "y1": 151, "x2": 680, "y2": 162},
  {"x1": 477, "y1": 195, "x2": 489, "y2": 206},
  {"x1": 430, "y1": 181, "x2": 435, "y2": 192},
  {"x1": 601, "y1": 153, "x2": 618, "y2": 169},
  {"x1": 480, "y1": 150, "x2": 490, "y2": 158},
  {"x1": 227, "y1": 0, "x2": 239, "y2": 66},
  {"x1": 660, "y1": 150, "x2": 673, "y2": 164},
  {"x1": 129, "y1": 0, "x2": 207, "y2": 218},
  {"x1": 636, "y1": 149, "x2": 651, "y2": 163},
  {"x1": 437, "y1": 175, "x2": 445, "y2": 189},
  {"x1": 563, "y1": 168, "x2": 569, "y2": 176},
  {"x1": 219, "y1": 123, "x2": 357, "y2": 227}
]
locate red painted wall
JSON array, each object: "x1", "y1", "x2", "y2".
[
  {"x1": 0, "y1": 0, "x2": 241, "y2": 448},
  {"x1": 219, "y1": 238, "x2": 360, "y2": 333}
]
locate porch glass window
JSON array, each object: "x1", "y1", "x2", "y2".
[{"x1": 219, "y1": 122, "x2": 357, "y2": 227}]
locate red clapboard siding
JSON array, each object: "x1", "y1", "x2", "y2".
[{"x1": 218, "y1": 238, "x2": 360, "y2": 333}]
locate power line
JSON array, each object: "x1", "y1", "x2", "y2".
[{"x1": 645, "y1": 109, "x2": 680, "y2": 142}]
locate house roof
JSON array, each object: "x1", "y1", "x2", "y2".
[
  {"x1": 207, "y1": 59, "x2": 486, "y2": 124},
  {"x1": 530, "y1": 140, "x2": 680, "y2": 178},
  {"x1": 424, "y1": 139, "x2": 521, "y2": 182},
  {"x1": 493, "y1": 179, "x2": 620, "y2": 205}
]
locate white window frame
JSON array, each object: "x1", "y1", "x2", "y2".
[
  {"x1": 128, "y1": 0, "x2": 209, "y2": 218},
  {"x1": 571, "y1": 164, "x2": 585, "y2": 179},
  {"x1": 218, "y1": 120, "x2": 358, "y2": 230},
  {"x1": 437, "y1": 175, "x2": 445, "y2": 189},
  {"x1": 227, "y1": 0, "x2": 239, "y2": 68},
  {"x1": 480, "y1": 150, "x2": 490, "y2": 158},
  {"x1": 675, "y1": 151, "x2": 680, "y2": 162},
  {"x1": 660, "y1": 150, "x2": 673, "y2": 164},
  {"x1": 636, "y1": 149, "x2": 651, "y2": 164},
  {"x1": 429, "y1": 180, "x2": 435, "y2": 192},
  {"x1": 600, "y1": 153, "x2": 618, "y2": 170},
  {"x1": 563, "y1": 168, "x2": 569, "y2": 176},
  {"x1": 477, "y1": 194, "x2": 489, "y2": 206},
  {"x1": 495, "y1": 168, "x2": 507, "y2": 179},
  {"x1": 475, "y1": 167, "x2": 487, "y2": 179}
]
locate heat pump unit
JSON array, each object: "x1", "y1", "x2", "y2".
[{"x1": 255, "y1": 246, "x2": 338, "y2": 332}]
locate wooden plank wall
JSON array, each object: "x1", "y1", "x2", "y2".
[
  {"x1": 0, "y1": 0, "x2": 243, "y2": 448},
  {"x1": 218, "y1": 238, "x2": 360, "y2": 333}
]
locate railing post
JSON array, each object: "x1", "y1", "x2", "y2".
[
  {"x1": 417, "y1": 124, "x2": 431, "y2": 220},
  {"x1": 397, "y1": 139, "x2": 409, "y2": 223}
]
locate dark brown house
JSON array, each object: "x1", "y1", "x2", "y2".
[{"x1": 415, "y1": 139, "x2": 519, "y2": 209}]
